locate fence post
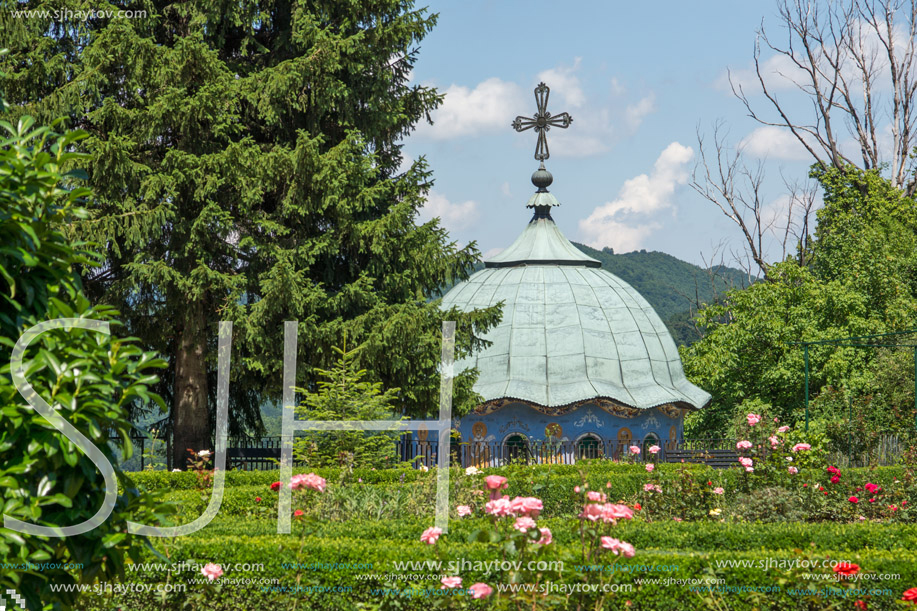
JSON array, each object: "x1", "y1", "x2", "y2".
[{"x1": 804, "y1": 344, "x2": 810, "y2": 433}]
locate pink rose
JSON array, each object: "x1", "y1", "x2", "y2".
[
  {"x1": 629, "y1": 445, "x2": 641, "y2": 455},
  {"x1": 510, "y1": 496, "x2": 543, "y2": 518},
  {"x1": 513, "y1": 516, "x2": 537, "y2": 533},
  {"x1": 574, "y1": 486, "x2": 581, "y2": 493},
  {"x1": 484, "y1": 475, "x2": 508, "y2": 490},
  {"x1": 587, "y1": 491, "x2": 607, "y2": 502},
  {"x1": 291, "y1": 473, "x2": 326, "y2": 493},
  {"x1": 777, "y1": 426, "x2": 791, "y2": 433},
  {"x1": 713, "y1": 487, "x2": 725, "y2": 495},
  {"x1": 484, "y1": 496, "x2": 513, "y2": 517},
  {"x1": 600, "y1": 536, "x2": 620, "y2": 550},
  {"x1": 643, "y1": 483, "x2": 655, "y2": 492},
  {"x1": 738, "y1": 457, "x2": 753, "y2": 468},
  {"x1": 746, "y1": 413, "x2": 761, "y2": 426},
  {"x1": 602, "y1": 503, "x2": 634, "y2": 522},
  {"x1": 580, "y1": 503, "x2": 604, "y2": 522},
  {"x1": 538, "y1": 527, "x2": 552, "y2": 545},
  {"x1": 648, "y1": 445, "x2": 661, "y2": 454},
  {"x1": 745, "y1": 466, "x2": 754, "y2": 473},
  {"x1": 736, "y1": 440, "x2": 753, "y2": 450},
  {"x1": 645, "y1": 463, "x2": 655, "y2": 473},
  {"x1": 441, "y1": 576, "x2": 462, "y2": 589},
  {"x1": 457, "y1": 505, "x2": 472, "y2": 517},
  {"x1": 600, "y1": 537, "x2": 636, "y2": 557},
  {"x1": 420, "y1": 526, "x2": 442, "y2": 544},
  {"x1": 617, "y1": 541, "x2": 636, "y2": 557},
  {"x1": 792, "y1": 443, "x2": 811, "y2": 452},
  {"x1": 201, "y1": 563, "x2": 223, "y2": 581},
  {"x1": 768, "y1": 436, "x2": 780, "y2": 447},
  {"x1": 469, "y1": 583, "x2": 493, "y2": 599},
  {"x1": 788, "y1": 466, "x2": 798, "y2": 474}
]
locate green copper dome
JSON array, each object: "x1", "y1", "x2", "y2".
[{"x1": 441, "y1": 211, "x2": 711, "y2": 411}]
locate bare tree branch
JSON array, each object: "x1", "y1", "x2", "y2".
[{"x1": 732, "y1": 0, "x2": 917, "y2": 195}]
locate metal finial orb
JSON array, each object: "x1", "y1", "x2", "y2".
[{"x1": 531, "y1": 165, "x2": 553, "y2": 191}]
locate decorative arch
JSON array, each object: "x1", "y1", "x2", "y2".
[
  {"x1": 502, "y1": 432, "x2": 530, "y2": 463},
  {"x1": 574, "y1": 432, "x2": 603, "y2": 459},
  {"x1": 642, "y1": 432, "x2": 660, "y2": 456}
]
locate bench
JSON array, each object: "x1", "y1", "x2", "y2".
[{"x1": 665, "y1": 448, "x2": 739, "y2": 469}]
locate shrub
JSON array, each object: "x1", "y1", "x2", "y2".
[{"x1": 0, "y1": 115, "x2": 171, "y2": 610}]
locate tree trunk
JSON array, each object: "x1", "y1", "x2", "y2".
[{"x1": 172, "y1": 300, "x2": 210, "y2": 469}]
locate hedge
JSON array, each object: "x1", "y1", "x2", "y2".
[
  {"x1": 75, "y1": 517, "x2": 917, "y2": 610},
  {"x1": 127, "y1": 464, "x2": 915, "y2": 522}
]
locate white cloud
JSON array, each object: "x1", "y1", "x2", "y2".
[
  {"x1": 717, "y1": 53, "x2": 810, "y2": 94},
  {"x1": 537, "y1": 58, "x2": 586, "y2": 108},
  {"x1": 412, "y1": 62, "x2": 657, "y2": 160},
  {"x1": 417, "y1": 190, "x2": 480, "y2": 231},
  {"x1": 416, "y1": 78, "x2": 524, "y2": 140},
  {"x1": 501, "y1": 182, "x2": 512, "y2": 198},
  {"x1": 578, "y1": 142, "x2": 695, "y2": 251},
  {"x1": 739, "y1": 126, "x2": 811, "y2": 161},
  {"x1": 624, "y1": 93, "x2": 656, "y2": 132},
  {"x1": 398, "y1": 152, "x2": 414, "y2": 175},
  {"x1": 610, "y1": 77, "x2": 626, "y2": 96},
  {"x1": 483, "y1": 247, "x2": 504, "y2": 259}
]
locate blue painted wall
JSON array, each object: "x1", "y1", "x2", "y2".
[{"x1": 457, "y1": 402, "x2": 683, "y2": 451}]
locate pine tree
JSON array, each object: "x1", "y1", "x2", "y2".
[
  {"x1": 1, "y1": 1, "x2": 500, "y2": 467},
  {"x1": 294, "y1": 338, "x2": 401, "y2": 468}
]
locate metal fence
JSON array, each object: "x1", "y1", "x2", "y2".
[
  {"x1": 826, "y1": 434, "x2": 903, "y2": 468},
  {"x1": 118, "y1": 431, "x2": 909, "y2": 471}
]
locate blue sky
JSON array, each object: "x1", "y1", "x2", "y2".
[{"x1": 400, "y1": 0, "x2": 819, "y2": 269}]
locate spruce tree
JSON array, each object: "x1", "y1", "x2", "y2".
[{"x1": 1, "y1": 1, "x2": 499, "y2": 467}]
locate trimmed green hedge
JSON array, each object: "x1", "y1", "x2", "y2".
[{"x1": 76, "y1": 518, "x2": 917, "y2": 610}]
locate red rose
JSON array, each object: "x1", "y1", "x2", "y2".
[
  {"x1": 849, "y1": 496, "x2": 859, "y2": 504},
  {"x1": 854, "y1": 601, "x2": 867, "y2": 610},
  {"x1": 634, "y1": 503, "x2": 642, "y2": 511},
  {"x1": 833, "y1": 562, "x2": 860, "y2": 577},
  {"x1": 803, "y1": 484, "x2": 808, "y2": 488},
  {"x1": 294, "y1": 509, "x2": 304, "y2": 518},
  {"x1": 830, "y1": 476, "x2": 840, "y2": 484},
  {"x1": 270, "y1": 481, "x2": 282, "y2": 491},
  {"x1": 902, "y1": 587, "x2": 917, "y2": 602},
  {"x1": 255, "y1": 497, "x2": 261, "y2": 502}
]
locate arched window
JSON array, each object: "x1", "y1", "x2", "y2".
[
  {"x1": 504, "y1": 434, "x2": 529, "y2": 463},
  {"x1": 576, "y1": 434, "x2": 603, "y2": 459},
  {"x1": 643, "y1": 433, "x2": 660, "y2": 458}
]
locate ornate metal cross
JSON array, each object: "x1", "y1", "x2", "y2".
[{"x1": 512, "y1": 82, "x2": 573, "y2": 162}]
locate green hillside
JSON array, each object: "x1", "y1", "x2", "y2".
[{"x1": 435, "y1": 245, "x2": 751, "y2": 346}]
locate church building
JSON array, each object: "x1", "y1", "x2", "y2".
[{"x1": 440, "y1": 83, "x2": 711, "y2": 464}]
